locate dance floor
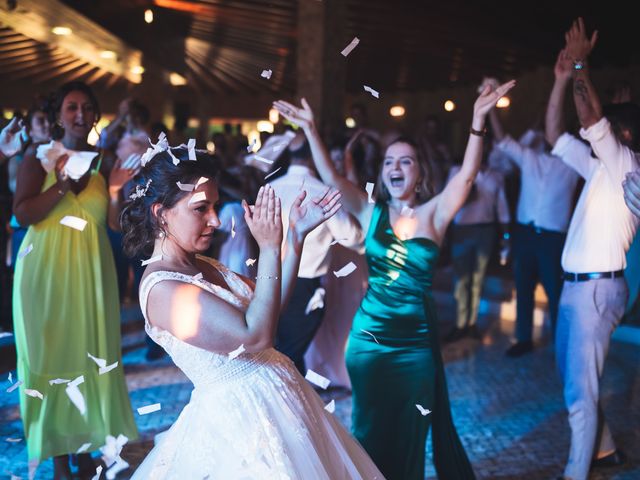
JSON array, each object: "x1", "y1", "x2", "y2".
[{"x1": 1, "y1": 296, "x2": 639, "y2": 479}]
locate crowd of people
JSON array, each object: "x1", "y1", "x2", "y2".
[{"x1": 0, "y1": 17, "x2": 639, "y2": 480}]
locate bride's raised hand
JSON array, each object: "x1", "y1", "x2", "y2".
[
  {"x1": 242, "y1": 184, "x2": 283, "y2": 250},
  {"x1": 473, "y1": 79, "x2": 516, "y2": 119},
  {"x1": 272, "y1": 98, "x2": 315, "y2": 132},
  {"x1": 289, "y1": 187, "x2": 342, "y2": 240}
]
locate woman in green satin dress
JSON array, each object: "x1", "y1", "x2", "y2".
[{"x1": 274, "y1": 78, "x2": 515, "y2": 480}]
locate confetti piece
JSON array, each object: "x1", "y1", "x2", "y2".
[
  {"x1": 416, "y1": 404, "x2": 431, "y2": 416},
  {"x1": 329, "y1": 238, "x2": 347, "y2": 246},
  {"x1": 254, "y1": 154, "x2": 274, "y2": 165},
  {"x1": 187, "y1": 138, "x2": 197, "y2": 161},
  {"x1": 231, "y1": 216, "x2": 236, "y2": 238},
  {"x1": 196, "y1": 176, "x2": 209, "y2": 188},
  {"x1": 261, "y1": 69, "x2": 272, "y2": 79},
  {"x1": 49, "y1": 378, "x2": 70, "y2": 385},
  {"x1": 99, "y1": 362, "x2": 119, "y2": 375},
  {"x1": 401, "y1": 206, "x2": 415, "y2": 217},
  {"x1": 365, "y1": 182, "x2": 375, "y2": 203},
  {"x1": 264, "y1": 167, "x2": 283, "y2": 180},
  {"x1": 106, "y1": 456, "x2": 129, "y2": 480},
  {"x1": 305, "y1": 288, "x2": 325, "y2": 315},
  {"x1": 245, "y1": 258, "x2": 257, "y2": 267},
  {"x1": 176, "y1": 181, "x2": 195, "y2": 192},
  {"x1": 361, "y1": 329, "x2": 380, "y2": 344},
  {"x1": 66, "y1": 383, "x2": 86, "y2": 415},
  {"x1": 363, "y1": 85, "x2": 380, "y2": 99},
  {"x1": 193, "y1": 272, "x2": 203, "y2": 281},
  {"x1": 6, "y1": 437, "x2": 22, "y2": 443},
  {"x1": 6, "y1": 380, "x2": 22, "y2": 393},
  {"x1": 87, "y1": 352, "x2": 107, "y2": 368},
  {"x1": 333, "y1": 261, "x2": 357, "y2": 278},
  {"x1": 0, "y1": 332, "x2": 13, "y2": 339},
  {"x1": 341, "y1": 37, "x2": 360, "y2": 57},
  {"x1": 8, "y1": 372, "x2": 12, "y2": 383},
  {"x1": 69, "y1": 375, "x2": 84, "y2": 388},
  {"x1": 60, "y1": 215, "x2": 87, "y2": 231},
  {"x1": 305, "y1": 369, "x2": 330, "y2": 389},
  {"x1": 324, "y1": 399, "x2": 336, "y2": 413},
  {"x1": 228, "y1": 344, "x2": 245, "y2": 360},
  {"x1": 247, "y1": 139, "x2": 257, "y2": 153},
  {"x1": 141, "y1": 255, "x2": 162, "y2": 266},
  {"x1": 188, "y1": 191, "x2": 207, "y2": 206},
  {"x1": 77, "y1": 442, "x2": 92, "y2": 454},
  {"x1": 24, "y1": 389, "x2": 43, "y2": 400},
  {"x1": 91, "y1": 465, "x2": 103, "y2": 480},
  {"x1": 137, "y1": 403, "x2": 161, "y2": 415},
  {"x1": 18, "y1": 243, "x2": 33, "y2": 260},
  {"x1": 100, "y1": 434, "x2": 128, "y2": 467}
]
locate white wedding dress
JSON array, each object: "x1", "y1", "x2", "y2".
[{"x1": 132, "y1": 256, "x2": 384, "y2": 479}]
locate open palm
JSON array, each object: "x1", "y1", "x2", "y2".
[
  {"x1": 289, "y1": 187, "x2": 342, "y2": 238},
  {"x1": 273, "y1": 98, "x2": 315, "y2": 131}
]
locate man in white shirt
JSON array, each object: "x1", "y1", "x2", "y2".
[
  {"x1": 488, "y1": 101, "x2": 580, "y2": 357},
  {"x1": 445, "y1": 156, "x2": 510, "y2": 342},
  {"x1": 546, "y1": 20, "x2": 640, "y2": 480},
  {"x1": 270, "y1": 132, "x2": 363, "y2": 373}
]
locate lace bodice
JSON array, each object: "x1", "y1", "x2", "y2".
[{"x1": 139, "y1": 255, "x2": 273, "y2": 388}]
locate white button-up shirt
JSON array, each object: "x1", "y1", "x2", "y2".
[
  {"x1": 448, "y1": 166, "x2": 510, "y2": 225},
  {"x1": 552, "y1": 118, "x2": 640, "y2": 273},
  {"x1": 497, "y1": 134, "x2": 579, "y2": 232},
  {"x1": 269, "y1": 165, "x2": 364, "y2": 279}
]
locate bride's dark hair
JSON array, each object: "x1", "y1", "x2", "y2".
[{"x1": 120, "y1": 146, "x2": 220, "y2": 258}]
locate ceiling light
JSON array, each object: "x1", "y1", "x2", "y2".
[
  {"x1": 389, "y1": 105, "x2": 405, "y2": 117},
  {"x1": 99, "y1": 50, "x2": 117, "y2": 59},
  {"x1": 206, "y1": 141, "x2": 215, "y2": 153},
  {"x1": 169, "y1": 72, "x2": 187, "y2": 86},
  {"x1": 52, "y1": 26, "x2": 72, "y2": 36},
  {"x1": 345, "y1": 117, "x2": 356, "y2": 128},
  {"x1": 496, "y1": 96, "x2": 511, "y2": 108},
  {"x1": 145, "y1": 9, "x2": 154, "y2": 24},
  {"x1": 444, "y1": 100, "x2": 456, "y2": 112}
]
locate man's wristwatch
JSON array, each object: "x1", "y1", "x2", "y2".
[{"x1": 573, "y1": 59, "x2": 586, "y2": 71}]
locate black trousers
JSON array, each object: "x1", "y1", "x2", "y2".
[
  {"x1": 276, "y1": 277, "x2": 325, "y2": 374},
  {"x1": 512, "y1": 223, "x2": 566, "y2": 342}
]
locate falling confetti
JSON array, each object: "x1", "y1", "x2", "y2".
[
  {"x1": 137, "y1": 403, "x2": 161, "y2": 415},
  {"x1": 59, "y1": 216, "x2": 87, "y2": 231},
  {"x1": 333, "y1": 261, "x2": 357, "y2": 278},
  {"x1": 228, "y1": 344, "x2": 246, "y2": 360},
  {"x1": 416, "y1": 404, "x2": 431, "y2": 416},
  {"x1": 363, "y1": 85, "x2": 380, "y2": 98},
  {"x1": 141, "y1": 255, "x2": 162, "y2": 266},
  {"x1": 324, "y1": 399, "x2": 336, "y2": 413},
  {"x1": 261, "y1": 69, "x2": 272, "y2": 79},
  {"x1": 305, "y1": 369, "x2": 330, "y2": 389},
  {"x1": 341, "y1": 37, "x2": 360, "y2": 57},
  {"x1": 365, "y1": 182, "x2": 375, "y2": 203}
]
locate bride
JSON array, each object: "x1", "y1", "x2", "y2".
[{"x1": 120, "y1": 139, "x2": 384, "y2": 479}]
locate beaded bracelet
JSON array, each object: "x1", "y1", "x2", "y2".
[{"x1": 256, "y1": 275, "x2": 280, "y2": 280}]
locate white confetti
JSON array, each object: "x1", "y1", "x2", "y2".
[
  {"x1": 106, "y1": 456, "x2": 129, "y2": 480},
  {"x1": 87, "y1": 352, "x2": 107, "y2": 368},
  {"x1": 188, "y1": 191, "x2": 207, "y2": 206},
  {"x1": 247, "y1": 139, "x2": 257, "y2": 153},
  {"x1": 18, "y1": 243, "x2": 33, "y2": 260},
  {"x1": 24, "y1": 389, "x2": 43, "y2": 400},
  {"x1": 66, "y1": 383, "x2": 86, "y2": 415},
  {"x1": 245, "y1": 258, "x2": 257, "y2": 267},
  {"x1": 69, "y1": 375, "x2": 84, "y2": 388},
  {"x1": 333, "y1": 261, "x2": 357, "y2": 278},
  {"x1": 228, "y1": 344, "x2": 245, "y2": 360},
  {"x1": 193, "y1": 272, "x2": 203, "y2": 281},
  {"x1": 137, "y1": 403, "x2": 161, "y2": 415},
  {"x1": 365, "y1": 182, "x2": 375, "y2": 203},
  {"x1": 363, "y1": 85, "x2": 380, "y2": 98},
  {"x1": 8, "y1": 372, "x2": 12, "y2": 384},
  {"x1": 195, "y1": 176, "x2": 209, "y2": 188},
  {"x1": 305, "y1": 369, "x2": 330, "y2": 389},
  {"x1": 59, "y1": 215, "x2": 87, "y2": 231},
  {"x1": 100, "y1": 434, "x2": 128, "y2": 467},
  {"x1": 324, "y1": 399, "x2": 336, "y2": 413},
  {"x1": 0, "y1": 332, "x2": 13, "y2": 339},
  {"x1": 76, "y1": 442, "x2": 92, "y2": 454},
  {"x1": 341, "y1": 37, "x2": 360, "y2": 57},
  {"x1": 231, "y1": 216, "x2": 236, "y2": 238},
  {"x1": 401, "y1": 206, "x2": 415, "y2": 218},
  {"x1": 416, "y1": 404, "x2": 431, "y2": 416},
  {"x1": 361, "y1": 329, "x2": 380, "y2": 344},
  {"x1": 141, "y1": 255, "x2": 162, "y2": 266},
  {"x1": 99, "y1": 362, "x2": 119, "y2": 375},
  {"x1": 254, "y1": 154, "x2": 274, "y2": 165},
  {"x1": 6, "y1": 380, "x2": 22, "y2": 393},
  {"x1": 305, "y1": 288, "x2": 325, "y2": 315},
  {"x1": 264, "y1": 167, "x2": 283, "y2": 180},
  {"x1": 6, "y1": 437, "x2": 22, "y2": 443},
  {"x1": 176, "y1": 181, "x2": 195, "y2": 192},
  {"x1": 261, "y1": 69, "x2": 272, "y2": 79},
  {"x1": 187, "y1": 138, "x2": 197, "y2": 161},
  {"x1": 90, "y1": 465, "x2": 103, "y2": 480},
  {"x1": 49, "y1": 378, "x2": 70, "y2": 385},
  {"x1": 329, "y1": 238, "x2": 347, "y2": 246}
]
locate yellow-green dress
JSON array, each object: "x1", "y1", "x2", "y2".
[{"x1": 12, "y1": 168, "x2": 138, "y2": 461}]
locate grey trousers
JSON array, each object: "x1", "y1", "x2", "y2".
[{"x1": 556, "y1": 277, "x2": 627, "y2": 480}]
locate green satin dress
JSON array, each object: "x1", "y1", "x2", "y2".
[{"x1": 346, "y1": 202, "x2": 475, "y2": 480}]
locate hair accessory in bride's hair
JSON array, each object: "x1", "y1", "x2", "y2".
[
  {"x1": 129, "y1": 178, "x2": 153, "y2": 200},
  {"x1": 140, "y1": 132, "x2": 181, "y2": 167}
]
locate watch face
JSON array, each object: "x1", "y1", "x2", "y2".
[{"x1": 573, "y1": 61, "x2": 584, "y2": 70}]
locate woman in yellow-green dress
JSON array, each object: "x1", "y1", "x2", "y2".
[{"x1": 12, "y1": 81, "x2": 137, "y2": 479}]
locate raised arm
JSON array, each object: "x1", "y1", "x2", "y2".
[
  {"x1": 482, "y1": 78, "x2": 507, "y2": 142},
  {"x1": 433, "y1": 80, "x2": 516, "y2": 236},
  {"x1": 0, "y1": 117, "x2": 25, "y2": 164},
  {"x1": 273, "y1": 99, "x2": 372, "y2": 229},
  {"x1": 565, "y1": 17, "x2": 601, "y2": 129},
  {"x1": 545, "y1": 48, "x2": 573, "y2": 146}
]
